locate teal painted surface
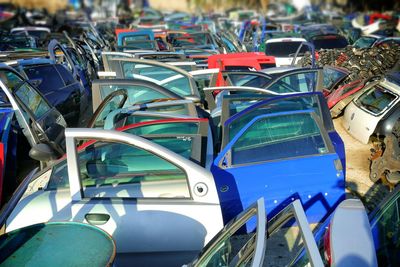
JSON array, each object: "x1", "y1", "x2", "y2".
[{"x1": 0, "y1": 222, "x2": 115, "y2": 267}]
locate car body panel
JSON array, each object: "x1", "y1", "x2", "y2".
[
  {"x1": 212, "y1": 111, "x2": 345, "y2": 224},
  {"x1": 221, "y1": 92, "x2": 346, "y2": 172},
  {"x1": 6, "y1": 128, "x2": 224, "y2": 267}
]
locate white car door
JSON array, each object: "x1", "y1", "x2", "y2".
[{"x1": 65, "y1": 128, "x2": 223, "y2": 266}]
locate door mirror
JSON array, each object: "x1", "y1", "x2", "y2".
[
  {"x1": 29, "y1": 143, "x2": 58, "y2": 162},
  {"x1": 184, "y1": 94, "x2": 200, "y2": 104}
]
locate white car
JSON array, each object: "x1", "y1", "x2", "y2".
[
  {"x1": 343, "y1": 77, "x2": 400, "y2": 144},
  {"x1": 265, "y1": 37, "x2": 307, "y2": 67}
]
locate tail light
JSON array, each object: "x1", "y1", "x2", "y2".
[{"x1": 323, "y1": 224, "x2": 332, "y2": 265}]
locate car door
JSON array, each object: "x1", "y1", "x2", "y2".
[
  {"x1": 87, "y1": 89, "x2": 128, "y2": 128},
  {"x1": 48, "y1": 40, "x2": 79, "y2": 83},
  {"x1": 211, "y1": 111, "x2": 344, "y2": 225},
  {"x1": 0, "y1": 68, "x2": 66, "y2": 156},
  {"x1": 119, "y1": 118, "x2": 213, "y2": 168},
  {"x1": 264, "y1": 69, "x2": 324, "y2": 94},
  {"x1": 64, "y1": 128, "x2": 223, "y2": 266},
  {"x1": 91, "y1": 79, "x2": 182, "y2": 112},
  {"x1": 103, "y1": 100, "x2": 200, "y2": 130},
  {"x1": 220, "y1": 92, "x2": 346, "y2": 173},
  {"x1": 186, "y1": 198, "x2": 266, "y2": 267},
  {"x1": 108, "y1": 58, "x2": 200, "y2": 99}
]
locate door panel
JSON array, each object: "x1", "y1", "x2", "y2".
[
  {"x1": 213, "y1": 112, "x2": 345, "y2": 225},
  {"x1": 65, "y1": 129, "x2": 223, "y2": 266}
]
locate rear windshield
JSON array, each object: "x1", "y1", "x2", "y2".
[
  {"x1": 355, "y1": 85, "x2": 397, "y2": 115},
  {"x1": 312, "y1": 36, "x2": 348, "y2": 49},
  {"x1": 265, "y1": 41, "x2": 308, "y2": 57}
]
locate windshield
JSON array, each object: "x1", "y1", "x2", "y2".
[
  {"x1": 355, "y1": 85, "x2": 397, "y2": 115},
  {"x1": 265, "y1": 41, "x2": 308, "y2": 57},
  {"x1": 312, "y1": 36, "x2": 348, "y2": 49}
]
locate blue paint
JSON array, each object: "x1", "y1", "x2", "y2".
[{"x1": 213, "y1": 111, "x2": 345, "y2": 225}]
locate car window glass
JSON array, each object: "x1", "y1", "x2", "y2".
[
  {"x1": 100, "y1": 84, "x2": 170, "y2": 106},
  {"x1": 121, "y1": 62, "x2": 192, "y2": 96},
  {"x1": 14, "y1": 82, "x2": 51, "y2": 119},
  {"x1": 227, "y1": 73, "x2": 271, "y2": 88},
  {"x1": 78, "y1": 140, "x2": 190, "y2": 198},
  {"x1": 23, "y1": 65, "x2": 65, "y2": 93},
  {"x1": 0, "y1": 69, "x2": 24, "y2": 90},
  {"x1": 48, "y1": 140, "x2": 190, "y2": 199},
  {"x1": 355, "y1": 86, "x2": 397, "y2": 115},
  {"x1": 55, "y1": 64, "x2": 76, "y2": 85},
  {"x1": 197, "y1": 215, "x2": 257, "y2": 266},
  {"x1": 231, "y1": 113, "x2": 328, "y2": 165},
  {"x1": 228, "y1": 96, "x2": 324, "y2": 142},
  {"x1": 268, "y1": 72, "x2": 317, "y2": 93},
  {"x1": 323, "y1": 68, "x2": 346, "y2": 90}
]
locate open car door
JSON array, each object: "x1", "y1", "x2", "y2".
[
  {"x1": 6, "y1": 128, "x2": 224, "y2": 267},
  {"x1": 119, "y1": 118, "x2": 213, "y2": 168},
  {"x1": 91, "y1": 79, "x2": 182, "y2": 112},
  {"x1": 212, "y1": 110, "x2": 345, "y2": 225},
  {"x1": 186, "y1": 198, "x2": 266, "y2": 267},
  {"x1": 220, "y1": 92, "x2": 345, "y2": 172},
  {"x1": 107, "y1": 58, "x2": 200, "y2": 100},
  {"x1": 103, "y1": 100, "x2": 200, "y2": 130},
  {"x1": 48, "y1": 40, "x2": 79, "y2": 84},
  {"x1": 223, "y1": 68, "x2": 324, "y2": 94},
  {"x1": 87, "y1": 89, "x2": 128, "y2": 128}
]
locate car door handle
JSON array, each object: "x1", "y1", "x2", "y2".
[{"x1": 85, "y1": 213, "x2": 110, "y2": 225}]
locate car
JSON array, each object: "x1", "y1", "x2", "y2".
[
  {"x1": 264, "y1": 37, "x2": 308, "y2": 67},
  {"x1": 343, "y1": 74, "x2": 400, "y2": 144},
  {"x1": 8, "y1": 58, "x2": 90, "y2": 127}
]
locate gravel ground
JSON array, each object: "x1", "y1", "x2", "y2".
[{"x1": 333, "y1": 116, "x2": 390, "y2": 211}]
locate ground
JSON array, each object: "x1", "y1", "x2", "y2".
[{"x1": 334, "y1": 116, "x2": 390, "y2": 211}]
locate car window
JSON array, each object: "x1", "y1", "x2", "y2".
[
  {"x1": 231, "y1": 113, "x2": 328, "y2": 165},
  {"x1": 48, "y1": 140, "x2": 190, "y2": 199},
  {"x1": 100, "y1": 84, "x2": 170, "y2": 106},
  {"x1": 227, "y1": 73, "x2": 271, "y2": 88},
  {"x1": 221, "y1": 36, "x2": 238, "y2": 53},
  {"x1": 268, "y1": 72, "x2": 317, "y2": 93},
  {"x1": 55, "y1": 64, "x2": 76, "y2": 86},
  {"x1": 323, "y1": 68, "x2": 347, "y2": 90},
  {"x1": 121, "y1": 62, "x2": 192, "y2": 96},
  {"x1": 125, "y1": 122, "x2": 199, "y2": 135},
  {"x1": 14, "y1": 82, "x2": 51, "y2": 119},
  {"x1": 23, "y1": 65, "x2": 65, "y2": 94},
  {"x1": 265, "y1": 41, "x2": 308, "y2": 57},
  {"x1": 0, "y1": 69, "x2": 24, "y2": 90},
  {"x1": 355, "y1": 85, "x2": 397, "y2": 115},
  {"x1": 227, "y1": 95, "x2": 325, "y2": 142}
]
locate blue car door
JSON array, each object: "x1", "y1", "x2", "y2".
[
  {"x1": 211, "y1": 110, "x2": 345, "y2": 226},
  {"x1": 221, "y1": 92, "x2": 346, "y2": 174}
]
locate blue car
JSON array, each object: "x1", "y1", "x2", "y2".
[{"x1": 9, "y1": 58, "x2": 90, "y2": 127}]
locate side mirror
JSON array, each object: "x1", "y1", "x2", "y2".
[
  {"x1": 184, "y1": 94, "x2": 201, "y2": 104},
  {"x1": 29, "y1": 143, "x2": 58, "y2": 162},
  {"x1": 29, "y1": 79, "x2": 42, "y2": 87}
]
